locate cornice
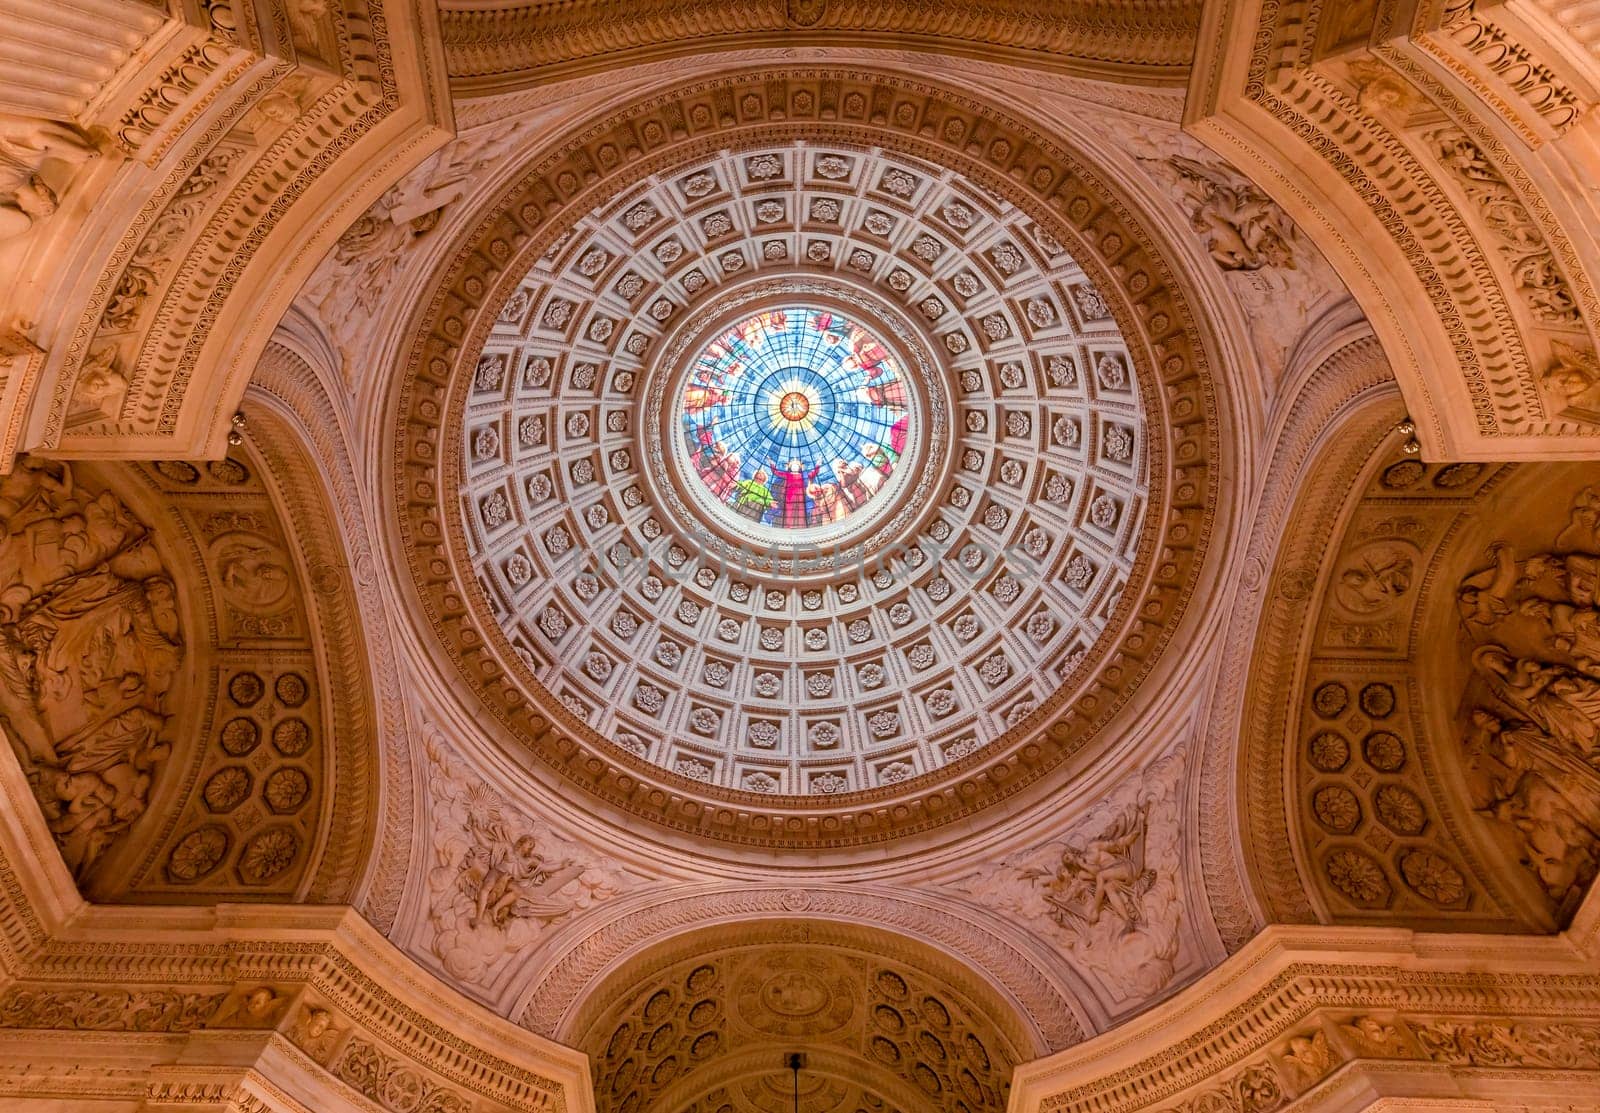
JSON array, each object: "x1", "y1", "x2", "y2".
[{"x1": 437, "y1": 0, "x2": 1203, "y2": 95}]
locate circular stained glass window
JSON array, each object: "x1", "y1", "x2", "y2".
[{"x1": 674, "y1": 306, "x2": 917, "y2": 541}]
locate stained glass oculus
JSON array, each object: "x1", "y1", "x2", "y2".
[{"x1": 677, "y1": 306, "x2": 913, "y2": 534}]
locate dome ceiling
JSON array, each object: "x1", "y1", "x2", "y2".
[
  {"x1": 393, "y1": 66, "x2": 1222, "y2": 852},
  {"x1": 461, "y1": 141, "x2": 1148, "y2": 794}
]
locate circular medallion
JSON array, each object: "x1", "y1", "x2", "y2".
[{"x1": 670, "y1": 304, "x2": 920, "y2": 546}]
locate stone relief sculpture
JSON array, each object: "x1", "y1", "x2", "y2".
[
  {"x1": 420, "y1": 729, "x2": 640, "y2": 986},
  {"x1": 299, "y1": 120, "x2": 541, "y2": 380},
  {"x1": 1164, "y1": 154, "x2": 1298, "y2": 273},
  {"x1": 0, "y1": 459, "x2": 182, "y2": 879},
  {"x1": 1542, "y1": 341, "x2": 1600, "y2": 427},
  {"x1": 1432, "y1": 127, "x2": 1581, "y2": 328},
  {"x1": 1455, "y1": 487, "x2": 1600, "y2": 914},
  {"x1": 0, "y1": 112, "x2": 98, "y2": 241},
  {"x1": 1094, "y1": 119, "x2": 1340, "y2": 385},
  {"x1": 950, "y1": 751, "x2": 1184, "y2": 999}
]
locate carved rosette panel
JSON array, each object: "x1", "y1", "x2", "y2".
[
  {"x1": 1279, "y1": 449, "x2": 1524, "y2": 924},
  {"x1": 0, "y1": 432, "x2": 374, "y2": 904},
  {"x1": 392, "y1": 66, "x2": 1221, "y2": 851},
  {"x1": 463, "y1": 141, "x2": 1146, "y2": 791},
  {"x1": 1248, "y1": 410, "x2": 1600, "y2": 929},
  {"x1": 572, "y1": 925, "x2": 1023, "y2": 1113},
  {"x1": 116, "y1": 452, "x2": 326, "y2": 899}
]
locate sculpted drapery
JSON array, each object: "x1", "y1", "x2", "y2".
[{"x1": 0, "y1": 459, "x2": 181, "y2": 879}]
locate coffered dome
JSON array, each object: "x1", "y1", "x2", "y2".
[{"x1": 458, "y1": 139, "x2": 1151, "y2": 798}]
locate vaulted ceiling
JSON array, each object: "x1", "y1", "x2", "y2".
[{"x1": 2, "y1": 3, "x2": 1600, "y2": 1112}]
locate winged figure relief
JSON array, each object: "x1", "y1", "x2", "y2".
[
  {"x1": 1166, "y1": 155, "x2": 1298, "y2": 272},
  {"x1": 455, "y1": 812, "x2": 586, "y2": 931},
  {"x1": 1023, "y1": 806, "x2": 1154, "y2": 934}
]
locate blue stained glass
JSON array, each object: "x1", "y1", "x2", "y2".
[{"x1": 679, "y1": 306, "x2": 912, "y2": 531}]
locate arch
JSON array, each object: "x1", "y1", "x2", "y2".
[
  {"x1": 511, "y1": 884, "x2": 1088, "y2": 1053},
  {"x1": 1223, "y1": 374, "x2": 1600, "y2": 931},
  {"x1": 561, "y1": 916, "x2": 1036, "y2": 1113}
]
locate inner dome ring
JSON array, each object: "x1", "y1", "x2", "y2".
[
  {"x1": 668, "y1": 302, "x2": 924, "y2": 550},
  {"x1": 643, "y1": 277, "x2": 949, "y2": 572}
]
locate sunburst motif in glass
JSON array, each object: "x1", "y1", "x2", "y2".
[{"x1": 679, "y1": 306, "x2": 911, "y2": 532}]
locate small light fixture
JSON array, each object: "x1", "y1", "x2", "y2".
[
  {"x1": 227, "y1": 410, "x2": 246, "y2": 447},
  {"x1": 1396, "y1": 416, "x2": 1420, "y2": 457},
  {"x1": 787, "y1": 1051, "x2": 805, "y2": 1111}
]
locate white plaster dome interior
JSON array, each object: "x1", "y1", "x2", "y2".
[{"x1": 463, "y1": 142, "x2": 1148, "y2": 794}]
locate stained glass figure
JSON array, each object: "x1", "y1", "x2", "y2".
[{"x1": 678, "y1": 306, "x2": 912, "y2": 532}]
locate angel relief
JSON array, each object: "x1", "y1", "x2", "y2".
[
  {"x1": 1024, "y1": 808, "x2": 1154, "y2": 934},
  {"x1": 422, "y1": 732, "x2": 639, "y2": 986},
  {"x1": 951, "y1": 753, "x2": 1184, "y2": 1001},
  {"x1": 1455, "y1": 487, "x2": 1600, "y2": 915},
  {"x1": 454, "y1": 813, "x2": 586, "y2": 931},
  {"x1": 0, "y1": 459, "x2": 182, "y2": 880},
  {"x1": 1165, "y1": 155, "x2": 1299, "y2": 273}
]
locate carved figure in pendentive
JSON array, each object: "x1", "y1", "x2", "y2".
[
  {"x1": 1166, "y1": 155, "x2": 1299, "y2": 272},
  {"x1": 1029, "y1": 806, "x2": 1154, "y2": 932},
  {"x1": 456, "y1": 813, "x2": 585, "y2": 930},
  {"x1": 951, "y1": 754, "x2": 1184, "y2": 999}
]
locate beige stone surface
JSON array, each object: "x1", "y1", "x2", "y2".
[{"x1": 0, "y1": 3, "x2": 1598, "y2": 1111}]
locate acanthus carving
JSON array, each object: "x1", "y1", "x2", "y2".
[
  {"x1": 1413, "y1": 1016, "x2": 1600, "y2": 1068},
  {"x1": 0, "y1": 112, "x2": 99, "y2": 242},
  {"x1": 419, "y1": 729, "x2": 642, "y2": 987},
  {"x1": 1455, "y1": 485, "x2": 1600, "y2": 916},
  {"x1": 333, "y1": 1036, "x2": 477, "y2": 1113},
  {"x1": 950, "y1": 751, "x2": 1184, "y2": 1000},
  {"x1": 0, "y1": 986, "x2": 226, "y2": 1032},
  {"x1": 0, "y1": 458, "x2": 182, "y2": 880},
  {"x1": 1431, "y1": 126, "x2": 1581, "y2": 328}
]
